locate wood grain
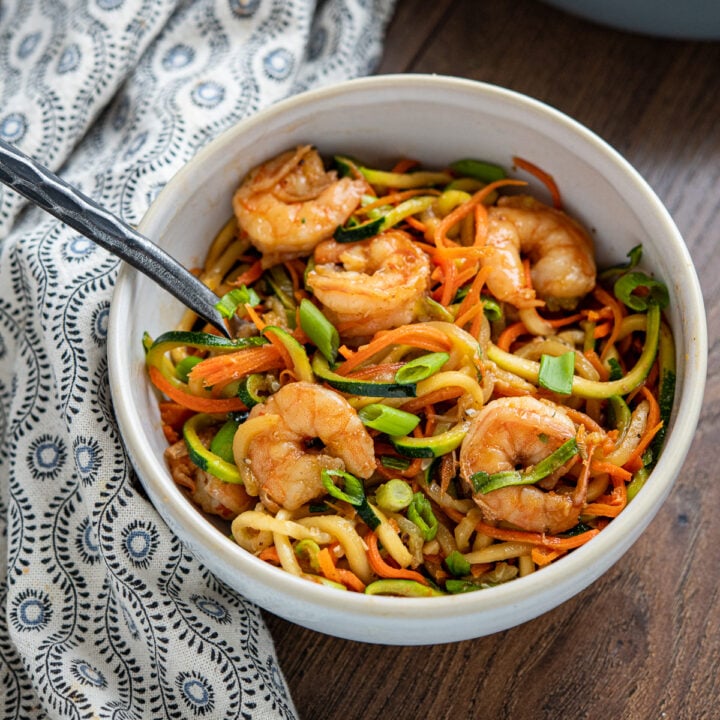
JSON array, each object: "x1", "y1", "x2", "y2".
[{"x1": 266, "y1": 2, "x2": 720, "y2": 718}]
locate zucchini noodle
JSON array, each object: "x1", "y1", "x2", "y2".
[{"x1": 146, "y1": 146, "x2": 674, "y2": 597}]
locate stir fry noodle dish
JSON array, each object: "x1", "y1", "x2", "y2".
[{"x1": 144, "y1": 145, "x2": 675, "y2": 598}]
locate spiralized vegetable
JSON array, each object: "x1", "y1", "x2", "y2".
[{"x1": 145, "y1": 148, "x2": 675, "y2": 596}]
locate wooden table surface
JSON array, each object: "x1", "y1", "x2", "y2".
[{"x1": 265, "y1": 2, "x2": 720, "y2": 718}]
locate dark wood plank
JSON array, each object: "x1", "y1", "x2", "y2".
[{"x1": 268, "y1": 1, "x2": 720, "y2": 718}]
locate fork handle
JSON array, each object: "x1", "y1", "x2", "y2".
[{"x1": 0, "y1": 138, "x2": 230, "y2": 337}]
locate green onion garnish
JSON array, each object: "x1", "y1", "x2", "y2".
[
  {"x1": 321, "y1": 469, "x2": 365, "y2": 506},
  {"x1": 607, "y1": 357, "x2": 624, "y2": 381},
  {"x1": 538, "y1": 351, "x2": 575, "y2": 395},
  {"x1": 375, "y1": 479, "x2": 414, "y2": 512},
  {"x1": 208, "y1": 418, "x2": 240, "y2": 463},
  {"x1": 481, "y1": 296, "x2": 503, "y2": 322},
  {"x1": 394, "y1": 352, "x2": 450, "y2": 384},
  {"x1": 174, "y1": 355, "x2": 203, "y2": 383},
  {"x1": 358, "y1": 404, "x2": 420, "y2": 436},
  {"x1": 294, "y1": 539, "x2": 321, "y2": 571},
  {"x1": 445, "y1": 550, "x2": 471, "y2": 577},
  {"x1": 214, "y1": 285, "x2": 260, "y2": 318},
  {"x1": 299, "y1": 299, "x2": 340, "y2": 364},
  {"x1": 471, "y1": 437, "x2": 579, "y2": 494},
  {"x1": 614, "y1": 271, "x2": 669, "y2": 310},
  {"x1": 407, "y1": 492, "x2": 438, "y2": 541}
]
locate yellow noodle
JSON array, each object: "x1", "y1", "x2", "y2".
[
  {"x1": 464, "y1": 541, "x2": 533, "y2": 564},
  {"x1": 231, "y1": 511, "x2": 333, "y2": 544},
  {"x1": 453, "y1": 507, "x2": 484, "y2": 553},
  {"x1": 415, "y1": 370, "x2": 485, "y2": 408},
  {"x1": 296, "y1": 515, "x2": 372, "y2": 583}
]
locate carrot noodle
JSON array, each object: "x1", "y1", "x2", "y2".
[
  {"x1": 360, "y1": 188, "x2": 440, "y2": 214},
  {"x1": 433, "y1": 178, "x2": 527, "y2": 248},
  {"x1": 230, "y1": 259, "x2": 263, "y2": 288},
  {"x1": 149, "y1": 366, "x2": 248, "y2": 413},
  {"x1": 497, "y1": 321, "x2": 529, "y2": 352},
  {"x1": 365, "y1": 530, "x2": 428, "y2": 585},
  {"x1": 455, "y1": 264, "x2": 492, "y2": 322},
  {"x1": 475, "y1": 521, "x2": 600, "y2": 550},
  {"x1": 337, "y1": 324, "x2": 452, "y2": 374},
  {"x1": 258, "y1": 546, "x2": 281, "y2": 564},
  {"x1": 512, "y1": 156, "x2": 562, "y2": 208},
  {"x1": 583, "y1": 349, "x2": 610, "y2": 381},
  {"x1": 145, "y1": 147, "x2": 673, "y2": 597},
  {"x1": 391, "y1": 158, "x2": 420, "y2": 174},
  {"x1": 188, "y1": 344, "x2": 283, "y2": 387}
]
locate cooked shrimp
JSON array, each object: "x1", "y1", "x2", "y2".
[
  {"x1": 459, "y1": 395, "x2": 583, "y2": 534},
  {"x1": 306, "y1": 230, "x2": 431, "y2": 339},
  {"x1": 233, "y1": 381, "x2": 376, "y2": 511},
  {"x1": 233, "y1": 145, "x2": 366, "y2": 266},
  {"x1": 164, "y1": 439, "x2": 253, "y2": 520},
  {"x1": 482, "y1": 195, "x2": 596, "y2": 309}
]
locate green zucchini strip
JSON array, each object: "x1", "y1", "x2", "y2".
[{"x1": 486, "y1": 304, "x2": 661, "y2": 399}]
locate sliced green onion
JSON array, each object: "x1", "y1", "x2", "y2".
[
  {"x1": 375, "y1": 479, "x2": 414, "y2": 513},
  {"x1": 299, "y1": 299, "x2": 339, "y2": 364},
  {"x1": 215, "y1": 285, "x2": 261, "y2": 318},
  {"x1": 614, "y1": 271, "x2": 669, "y2": 310},
  {"x1": 183, "y1": 414, "x2": 242, "y2": 484},
  {"x1": 481, "y1": 296, "x2": 503, "y2": 322},
  {"x1": 209, "y1": 419, "x2": 240, "y2": 463},
  {"x1": 174, "y1": 355, "x2": 203, "y2": 383},
  {"x1": 450, "y1": 158, "x2": 506, "y2": 183},
  {"x1": 294, "y1": 539, "x2": 321, "y2": 571},
  {"x1": 445, "y1": 550, "x2": 471, "y2": 577},
  {"x1": 407, "y1": 492, "x2": 438, "y2": 541},
  {"x1": 321, "y1": 468, "x2": 365, "y2": 506},
  {"x1": 607, "y1": 357, "x2": 623, "y2": 381},
  {"x1": 394, "y1": 352, "x2": 450, "y2": 384},
  {"x1": 538, "y1": 351, "x2": 575, "y2": 395},
  {"x1": 358, "y1": 404, "x2": 420, "y2": 436},
  {"x1": 472, "y1": 437, "x2": 579, "y2": 494},
  {"x1": 469, "y1": 470, "x2": 490, "y2": 494},
  {"x1": 364, "y1": 579, "x2": 444, "y2": 597}
]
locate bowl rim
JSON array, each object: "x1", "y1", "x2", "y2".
[{"x1": 108, "y1": 73, "x2": 708, "y2": 641}]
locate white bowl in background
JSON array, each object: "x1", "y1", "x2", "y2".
[
  {"x1": 108, "y1": 74, "x2": 707, "y2": 645},
  {"x1": 541, "y1": 0, "x2": 720, "y2": 39}
]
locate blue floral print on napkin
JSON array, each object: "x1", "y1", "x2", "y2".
[{"x1": 0, "y1": 1, "x2": 396, "y2": 717}]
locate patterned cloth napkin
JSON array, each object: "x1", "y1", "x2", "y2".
[{"x1": 0, "y1": 1, "x2": 395, "y2": 717}]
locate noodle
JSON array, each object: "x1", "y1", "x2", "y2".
[{"x1": 146, "y1": 147, "x2": 674, "y2": 597}]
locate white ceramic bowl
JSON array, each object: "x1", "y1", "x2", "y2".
[{"x1": 108, "y1": 75, "x2": 707, "y2": 645}]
